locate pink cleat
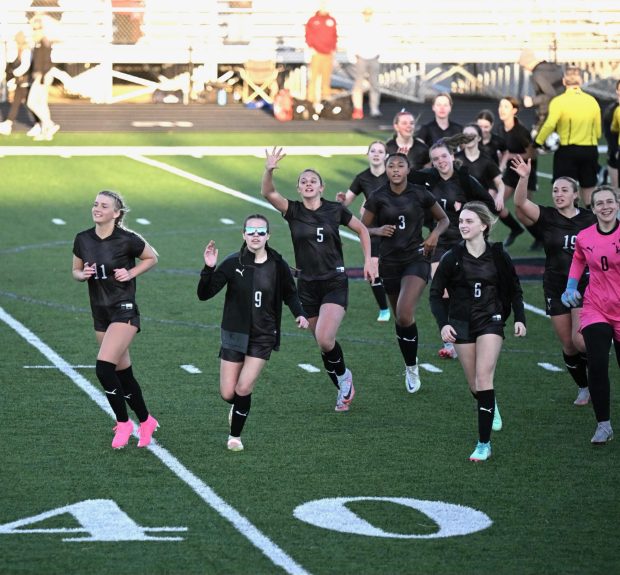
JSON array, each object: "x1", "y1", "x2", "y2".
[
  {"x1": 112, "y1": 420, "x2": 134, "y2": 449},
  {"x1": 137, "y1": 415, "x2": 159, "y2": 448}
]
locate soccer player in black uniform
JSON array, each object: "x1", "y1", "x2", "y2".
[
  {"x1": 261, "y1": 147, "x2": 376, "y2": 412},
  {"x1": 430, "y1": 201, "x2": 526, "y2": 462},
  {"x1": 497, "y1": 96, "x2": 539, "y2": 249},
  {"x1": 336, "y1": 140, "x2": 390, "y2": 322},
  {"x1": 511, "y1": 156, "x2": 596, "y2": 406},
  {"x1": 476, "y1": 109, "x2": 507, "y2": 166},
  {"x1": 456, "y1": 124, "x2": 506, "y2": 214},
  {"x1": 416, "y1": 93, "x2": 463, "y2": 148},
  {"x1": 72, "y1": 190, "x2": 159, "y2": 449},
  {"x1": 409, "y1": 134, "x2": 498, "y2": 360},
  {"x1": 362, "y1": 153, "x2": 449, "y2": 392},
  {"x1": 197, "y1": 214, "x2": 309, "y2": 451},
  {"x1": 385, "y1": 110, "x2": 430, "y2": 171}
]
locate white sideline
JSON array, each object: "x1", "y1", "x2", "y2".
[
  {"x1": 0, "y1": 306, "x2": 310, "y2": 575},
  {"x1": 0, "y1": 145, "x2": 368, "y2": 157}
]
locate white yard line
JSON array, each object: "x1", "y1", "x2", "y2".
[{"x1": 0, "y1": 306, "x2": 310, "y2": 575}]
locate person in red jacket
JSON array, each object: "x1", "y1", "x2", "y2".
[{"x1": 305, "y1": 6, "x2": 338, "y2": 106}]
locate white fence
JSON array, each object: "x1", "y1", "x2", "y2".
[{"x1": 1, "y1": 0, "x2": 619, "y2": 103}]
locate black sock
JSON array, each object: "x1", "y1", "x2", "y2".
[
  {"x1": 500, "y1": 212, "x2": 523, "y2": 233},
  {"x1": 396, "y1": 323, "x2": 418, "y2": 366},
  {"x1": 562, "y1": 352, "x2": 588, "y2": 389},
  {"x1": 470, "y1": 390, "x2": 478, "y2": 400},
  {"x1": 321, "y1": 341, "x2": 346, "y2": 387},
  {"x1": 116, "y1": 366, "x2": 149, "y2": 422},
  {"x1": 230, "y1": 393, "x2": 252, "y2": 438},
  {"x1": 371, "y1": 279, "x2": 388, "y2": 311},
  {"x1": 477, "y1": 389, "x2": 495, "y2": 444},
  {"x1": 96, "y1": 360, "x2": 129, "y2": 421},
  {"x1": 583, "y1": 323, "x2": 614, "y2": 422}
]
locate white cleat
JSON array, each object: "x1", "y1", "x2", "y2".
[{"x1": 405, "y1": 364, "x2": 421, "y2": 393}]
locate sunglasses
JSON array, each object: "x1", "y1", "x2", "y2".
[{"x1": 244, "y1": 226, "x2": 268, "y2": 236}]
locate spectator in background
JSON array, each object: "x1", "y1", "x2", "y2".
[
  {"x1": 305, "y1": 4, "x2": 338, "y2": 107},
  {"x1": 603, "y1": 79, "x2": 620, "y2": 191},
  {"x1": 349, "y1": 7, "x2": 382, "y2": 119},
  {"x1": 25, "y1": 13, "x2": 60, "y2": 140},
  {"x1": 0, "y1": 30, "x2": 41, "y2": 137},
  {"x1": 519, "y1": 48, "x2": 564, "y2": 138},
  {"x1": 535, "y1": 67, "x2": 602, "y2": 207},
  {"x1": 416, "y1": 93, "x2": 463, "y2": 148}
]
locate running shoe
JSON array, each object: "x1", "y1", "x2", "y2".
[
  {"x1": 469, "y1": 441, "x2": 492, "y2": 462},
  {"x1": 111, "y1": 420, "x2": 134, "y2": 449},
  {"x1": 26, "y1": 123, "x2": 41, "y2": 137},
  {"x1": 0, "y1": 120, "x2": 13, "y2": 135},
  {"x1": 227, "y1": 436, "x2": 244, "y2": 451},
  {"x1": 591, "y1": 422, "x2": 613, "y2": 445},
  {"x1": 405, "y1": 364, "x2": 421, "y2": 393},
  {"x1": 137, "y1": 415, "x2": 159, "y2": 448},
  {"x1": 574, "y1": 387, "x2": 590, "y2": 406},
  {"x1": 377, "y1": 309, "x2": 391, "y2": 322}
]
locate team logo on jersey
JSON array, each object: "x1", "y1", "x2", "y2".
[{"x1": 613, "y1": 241, "x2": 620, "y2": 254}]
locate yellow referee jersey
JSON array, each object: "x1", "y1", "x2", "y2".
[
  {"x1": 536, "y1": 87, "x2": 601, "y2": 146},
  {"x1": 611, "y1": 105, "x2": 620, "y2": 145}
]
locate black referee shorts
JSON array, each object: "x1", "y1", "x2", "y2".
[{"x1": 553, "y1": 145, "x2": 599, "y2": 188}]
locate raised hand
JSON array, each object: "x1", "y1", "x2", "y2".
[
  {"x1": 204, "y1": 240, "x2": 218, "y2": 267},
  {"x1": 510, "y1": 155, "x2": 531, "y2": 179},
  {"x1": 265, "y1": 146, "x2": 286, "y2": 171}
]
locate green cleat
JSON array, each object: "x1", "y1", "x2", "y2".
[{"x1": 469, "y1": 441, "x2": 492, "y2": 462}]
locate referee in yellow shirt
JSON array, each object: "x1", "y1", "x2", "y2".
[{"x1": 535, "y1": 66, "x2": 602, "y2": 207}]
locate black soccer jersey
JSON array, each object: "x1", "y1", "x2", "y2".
[
  {"x1": 462, "y1": 247, "x2": 502, "y2": 327},
  {"x1": 385, "y1": 137, "x2": 430, "y2": 170},
  {"x1": 363, "y1": 182, "x2": 436, "y2": 263},
  {"x1": 249, "y1": 258, "x2": 278, "y2": 341},
  {"x1": 496, "y1": 118, "x2": 531, "y2": 155},
  {"x1": 416, "y1": 120, "x2": 464, "y2": 148},
  {"x1": 455, "y1": 152, "x2": 501, "y2": 190},
  {"x1": 529, "y1": 206, "x2": 597, "y2": 296},
  {"x1": 428, "y1": 175, "x2": 470, "y2": 249},
  {"x1": 349, "y1": 168, "x2": 388, "y2": 200},
  {"x1": 479, "y1": 134, "x2": 507, "y2": 165},
  {"x1": 73, "y1": 226, "x2": 145, "y2": 309},
  {"x1": 284, "y1": 199, "x2": 353, "y2": 280}
]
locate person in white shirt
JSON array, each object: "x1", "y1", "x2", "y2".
[{"x1": 349, "y1": 7, "x2": 383, "y2": 119}]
